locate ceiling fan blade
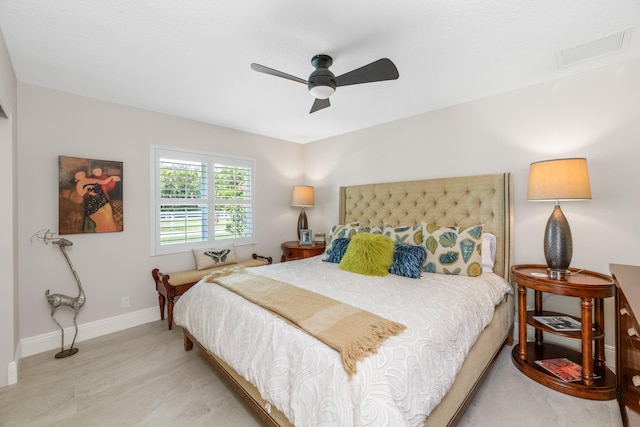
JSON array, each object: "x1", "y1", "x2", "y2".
[
  {"x1": 335, "y1": 58, "x2": 399, "y2": 87},
  {"x1": 310, "y1": 98, "x2": 330, "y2": 113},
  {"x1": 250, "y1": 63, "x2": 307, "y2": 84}
]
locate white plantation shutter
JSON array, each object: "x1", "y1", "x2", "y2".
[
  {"x1": 151, "y1": 146, "x2": 255, "y2": 255},
  {"x1": 213, "y1": 163, "x2": 253, "y2": 239},
  {"x1": 159, "y1": 159, "x2": 208, "y2": 245}
]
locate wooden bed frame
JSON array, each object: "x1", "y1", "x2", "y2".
[{"x1": 182, "y1": 173, "x2": 514, "y2": 426}]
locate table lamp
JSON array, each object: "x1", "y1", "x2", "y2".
[
  {"x1": 527, "y1": 158, "x2": 591, "y2": 280},
  {"x1": 291, "y1": 185, "x2": 314, "y2": 238}
]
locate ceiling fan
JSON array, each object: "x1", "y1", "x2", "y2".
[{"x1": 250, "y1": 54, "x2": 399, "y2": 113}]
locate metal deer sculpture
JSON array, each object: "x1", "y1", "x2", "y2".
[{"x1": 31, "y1": 229, "x2": 86, "y2": 358}]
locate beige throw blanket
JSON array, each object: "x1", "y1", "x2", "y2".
[{"x1": 204, "y1": 267, "x2": 406, "y2": 377}]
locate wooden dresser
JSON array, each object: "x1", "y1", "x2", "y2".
[{"x1": 611, "y1": 263, "x2": 640, "y2": 427}]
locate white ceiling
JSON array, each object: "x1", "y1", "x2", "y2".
[{"x1": 1, "y1": 0, "x2": 639, "y2": 144}]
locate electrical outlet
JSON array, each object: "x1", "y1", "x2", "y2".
[{"x1": 121, "y1": 296, "x2": 130, "y2": 308}]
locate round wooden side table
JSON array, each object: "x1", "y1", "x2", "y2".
[
  {"x1": 511, "y1": 264, "x2": 616, "y2": 400},
  {"x1": 280, "y1": 241, "x2": 326, "y2": 262}
]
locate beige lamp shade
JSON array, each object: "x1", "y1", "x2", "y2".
[
  {"x1": 528, "y1": 157, "x2": 591, "y2": 279},
  {"x1": 527, "y1": 158, "x2": 592, "y2": 201},
  {"x1": 292, "y1": 185, "x2": 315, "y2": 207}
]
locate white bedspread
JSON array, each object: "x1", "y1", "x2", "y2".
[{"x1": 174, "y1": 256, "x2": 512, "y2": 427}]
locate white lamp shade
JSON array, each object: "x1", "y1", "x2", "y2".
[
  {"x1": 292, "y1": 185, "x2": 314, "y2": 207},
  {"x1": 528, "y1": 158, "x2": 592, "y2": 201}
]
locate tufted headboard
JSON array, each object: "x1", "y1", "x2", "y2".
[{"x1": 339, "y1": 173, "x2": 513, "y2": 280}]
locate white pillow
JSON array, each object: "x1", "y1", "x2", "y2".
[
  {"x1": 192, "y1": 244, "x2": 238, "y2": 270},
  {"x1": 481, "y1": 233, "x2": 497, "y2": 273}
]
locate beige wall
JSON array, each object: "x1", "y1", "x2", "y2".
[
  {"x1": 303, "y1": 58, "x2": 640, "y2": 348},
  {"x1": 6, "y1": 44, "x2": 640, "y2": 383},
  {"x1": 16, "y1": 84, "x2": 303, "y2": 343},
  {"x1": 0, "y1": 27, "x2": 18, "y2": 387}
]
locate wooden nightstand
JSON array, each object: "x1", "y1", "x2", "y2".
[
  {"x1": 511, "y1": 264, "x2": 616, "y2": 400},
  {"x1": 280, "y1": 241, "x2": 326, "y2": 262}
]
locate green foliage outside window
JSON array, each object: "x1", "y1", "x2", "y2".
[
  {"x1": 160, "y1": 161, "x2": 205, "y2": 198},
  {"x1": 159, "y1": 162, "x2": 251, "y2": 240}
]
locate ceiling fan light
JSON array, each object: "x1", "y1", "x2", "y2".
[{"x1": 309, "y1": 85, "x2": 335, "y2": 99}]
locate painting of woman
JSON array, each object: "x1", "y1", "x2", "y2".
[{"x1": 59, "y1": 156, "x2": 123, "y2": 234}]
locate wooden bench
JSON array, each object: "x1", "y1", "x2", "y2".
[{"x1": 152, "y1": 253, "x2": 272, "y2": 329}]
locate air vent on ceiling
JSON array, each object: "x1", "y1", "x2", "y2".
[{"x1": 556, "y1": 27, "x2": 633, "y2": 69}]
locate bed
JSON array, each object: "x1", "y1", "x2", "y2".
[{"x1": 174, "y1": 173, "x2": 514, "y2": 427}]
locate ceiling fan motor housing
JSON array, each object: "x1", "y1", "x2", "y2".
[{"x1": 308, "y1": 54, "x2": 336, "y2": 99}]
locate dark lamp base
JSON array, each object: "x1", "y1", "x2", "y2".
[
  {"x1": 544, "y1": 204, "x2": 573, "y2": 278},
  {"x1": 297, "y1": 208, "x2": 308, "y2": 238}
]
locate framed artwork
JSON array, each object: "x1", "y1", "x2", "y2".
[
  {"x1": 299, "y1": 229, "x2": 312, "y2": 246},
  {"x1": 58, "y1": 156, "x2": 123, "y2": 234}
]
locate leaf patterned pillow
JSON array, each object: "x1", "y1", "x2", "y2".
[
  {"x1": 325, "y1": 222, "x2": 360, "y2": 256},
  {"x1": 356, "y1": 225, "x2": 385, "y2": 234},
  {"x1": 383, "y1": 225, "x2": 424, "y2": 246},
  {"x1": 421, "y1": 222, "x2": 484, "y2": 277}
]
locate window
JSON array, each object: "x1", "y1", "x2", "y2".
[{"x1": 150, "y1": 146, "x2": 255, "y2": 255}]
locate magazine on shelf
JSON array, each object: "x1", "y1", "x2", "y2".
[
  {"x1": 535, "y1": 358, "x2": 600, "y2": 382},
  {"x1": 532, "y1": 315, "x2": 581, "y2": 331}
]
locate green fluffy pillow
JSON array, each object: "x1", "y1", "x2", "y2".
[{"x1": 339, "y1": 233, "x2": 395, "y2": 276}]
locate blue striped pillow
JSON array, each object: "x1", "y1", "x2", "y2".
[
  {"x1": 323, "y1": 238, "x2": 350, "y2": 263},
  {"x1": 390, "y1": 244, "x2": 427, "y2": 278}
]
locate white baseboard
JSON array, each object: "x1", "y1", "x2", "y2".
[
  {"x1": 7, "y1": 361, "x2": 17, "y2": 385},
  {"x1": 19, "y1": 307, "x2": 159, "y2": 359}
]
